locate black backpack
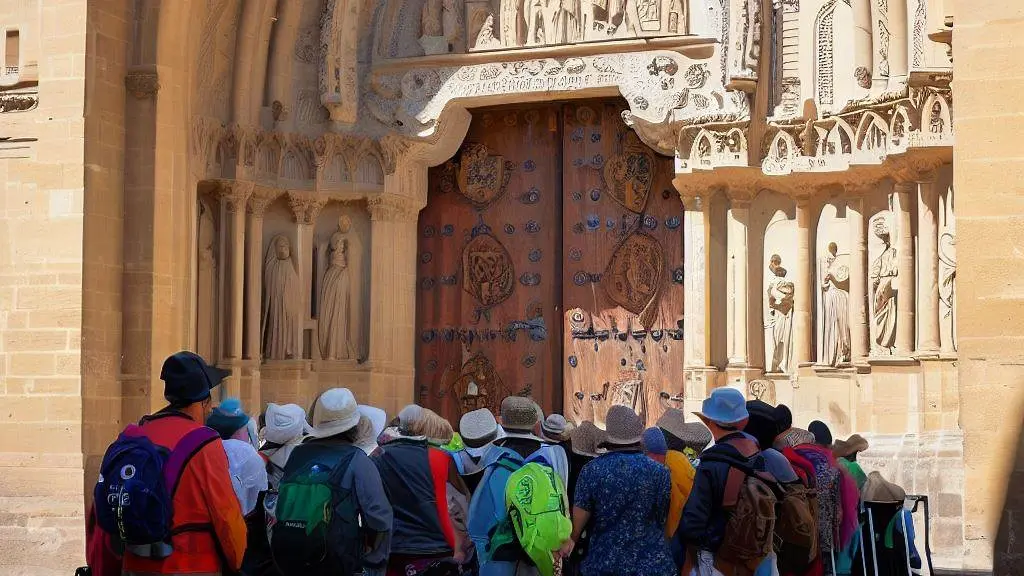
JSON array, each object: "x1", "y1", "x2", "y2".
[{"x1": 266, "y1": 443, "x2": 362, "y2": 576}]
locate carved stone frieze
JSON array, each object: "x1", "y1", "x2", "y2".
[
  {"x1": 364, "y1": 51, "x2": 732, "y2": 139},
  {"x1": 0, "y1": 90, "x2": 38, "y2": 113}
]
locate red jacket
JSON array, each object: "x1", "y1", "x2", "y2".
[{"x1": 122, "y1": 411, "x2": 247, "y2": 575}]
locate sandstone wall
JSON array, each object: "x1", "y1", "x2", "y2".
[
  {"x1": 0, "y1": 1, "x2": 88, "y2": 573},
  {"x1": 953, "y1": 1, "x2": 1024, "y2": 573}
]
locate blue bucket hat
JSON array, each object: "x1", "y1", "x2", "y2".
[
  {"x1": 161, "y1": 351, "x2": 230, "y2": 404},
  {"x1": 695, "y1": 388, "x2": 749, "y2": 427}
]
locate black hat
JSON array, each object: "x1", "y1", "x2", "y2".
[
  {"x1": 745, "y1": 400, "x2": 779, "y2": 450},
  {"x1": 808, "y1": 420, "x2": 833, "y2": 447},
  {"x1": 160, "y1": 351, "x2": 230, "y2": 404}
]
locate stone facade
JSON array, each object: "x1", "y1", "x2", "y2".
[{"x1": 0, "y1": 0, "x2": 1020, "y2": 574}]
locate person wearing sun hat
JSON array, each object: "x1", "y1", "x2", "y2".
[
  {"x1": 672, "y1": 387, "x2": 772, "y2": 573},
  {"x1": 121, "y1": 351, "x2": 247, "y2": 576},
  {"x1": 561, "y1": 405, "x2": 675, "y2": 576},
  {"x1": 657, "y1": 408, "x2": 713, "y2": 462},
  {"x1": 373, "y1": 404, "x2": 472, "y2": 575},
  {"x1": 283, "y1": 388, "x2": 393, "y2": 574}
]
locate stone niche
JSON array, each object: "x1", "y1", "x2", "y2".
[
  {"x1": 816, "y1": 201, "x2": 851, "y2": 367},
  {"x1": 195, "y1": 192, "x2": 223, "y2": 364},
  {"x1": 865, "y1": 187, "x2": 898, "y2": 357},
  {"x1": 260, "y1": 197, "x2": 305, "y2": 362},
  {"x1": 755, "y1": 195, "x2": 797, "y2": 375}
]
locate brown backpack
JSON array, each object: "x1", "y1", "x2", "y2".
[
  {"x1": 703, "y1": 440, "x2": 780, "y2": 573},
  {"x1": 775, "y1": 480, "x2": 820, "y2": 574}
]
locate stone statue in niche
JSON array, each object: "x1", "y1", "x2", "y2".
[
  {"x1": 766, "y1": 254, "x2": 795, "y2": 372},
  {"x1": 470, "y1": 0, "x2": 686, "y2": 51},
  {"x1": 820, "y1": 242, "x2": 851, "y2": 365},
  {"x1": 317, "y1": 215, "x2": 355, "y2": 361},
  {"x1": 262, "y1": 234, "x2": 301, "y2": 360},
  {"x1": 870, "y1": 216, "x2": 898, "y2": 352},
  {"x1": 421, "y1": 0, "x2": 464, "y2": 55},
  {"x1": 930, "y1": 100, "x2": 944, "y2": 134}
]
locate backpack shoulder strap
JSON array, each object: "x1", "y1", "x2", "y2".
[{"x1": 164, "y1": 426, "x2": 221, "y2": 496}]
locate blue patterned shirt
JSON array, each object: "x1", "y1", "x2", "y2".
[{"x1": 574, "y1": 451, "x2": 676, "y2": 576}]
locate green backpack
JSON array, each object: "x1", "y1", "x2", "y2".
[
  {"x1": 266, "y1": 444, "x2": 361, "y2": 575},
  {"x1": 498, "y1": 461, "x2": 572, "y2": 576}
]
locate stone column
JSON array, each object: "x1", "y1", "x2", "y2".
[
  {"x1": 894, "y1": 181, "x2": 916, "y2": 356},
  {"x1": 793, "y1": 198, "x2": 814, "y2": 366},
  {"x1": 288, "y1": 191, "x2": 327, "y2": 360},
  {"x1": 727, "y1": 196, "x2": 751, "y2": 367},
  {"x1": 917, "y1": 178, "x2": 941, "y2": 355},
  {"x1": 367, "y1": 162, "x2": 426, "y2": 415},
  {"x1": 221, "y1": 180, "x2": 252, "y2": 360},
  {"x1": 218, "y1": 180, "x2": 252, "y2": 399},
  {"x1": 682, "y1": 194, "x2": 715, "y2": 369},
  {"x1": 847, "y1": 194, "x2": 870, "y2": 363},
  {"x1": 245, "y1": 187, "x2": 279, "y2": 361}
]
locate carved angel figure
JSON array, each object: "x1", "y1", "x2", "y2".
[
  {"x1": 318, "y1": 216, "x2": 355, "y2": 361},
  {"x1": 870, "y1": 217, "x2": 898, "y2": 351},
  {"x1": 766, "y1": 254, "x2": 795, "y2": 373},
  {"x1": 262, "y1": 235, "x2": 300, "y2": 360},
  {"x1": 820, "y1": 242, "x2": 851, "y2": 365}
]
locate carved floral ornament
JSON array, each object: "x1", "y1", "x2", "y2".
[{"x1": 367, "y1": 194, "x2": 422, "y2": 222}]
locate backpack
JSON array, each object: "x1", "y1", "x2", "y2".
[
  {"x1": 467, "y1": 444, "x2": 567, "y2": 569},
  {"x1": 796, "y1": 446, "x2": 842, "y2": 554},
  {"x1": 94, "y1": 423, "x2": 220, "y2": 558},
  {"x1": 502, "y1": 459, "x2": 571, "y2": 576},
  {"x1": 267, "y1": 443, "x2": 361, "y2": 576},
  {"x1": 775, "y1": 480, "x2": 820, "y2": 574},
  {"x1": 702, "y1": 441, "x2": 780, "y2": 572}
]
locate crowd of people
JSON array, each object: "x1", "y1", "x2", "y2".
[{"x1": 83, "y1": 351, "x2": 922, "y2": 576}]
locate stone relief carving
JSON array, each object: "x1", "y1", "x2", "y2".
[
  {"x1": 939, "y1": 185, "x2": 956, "y2": 352},
  {"x1": 421, "y1": 0, "x2": 464, "y2": 54},
  {"x1": 869, "y1": 213, "x2": 897, "y2": 353},
  {"x1": 317, "y1": 214, "x2": 358, "y2": 361},
  {"x1": 262, "y1": 234, "x2": 301, "y2": 360},
  {"x1": 125, "y1": 69, "x2": 160, "y2": 99},
  {"x1": 765, "y1": 253, "x2": 795, "y2": 373},
  {"x1": 467, "y1": 0, "x2": 687, "y2": 51},
  {"x1": 365, "y1": 51, "x2": 728, "y2": 139},
  {"x1": 320, "y1": 0, "x2": 360, "y2": 123},
  {"x1": 0, "y1": 90, "x2": 38, "y2": 113},
  {"x1": 819, "y1": 241, "x2": 851, "y2": 365}
]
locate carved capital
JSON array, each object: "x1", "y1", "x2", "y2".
[
  {"x1": 379, "y1": 134, "x2": 418, "y2": 174},
  {"x1": 891, "y1": 154, "x2": 945, "y2": 184},
  {"x1": 248, "y1": 186, "x2": 283, "y2": 217},
  {"x1": 217, "y1": 180, "x2": 255, "y2": 212},
  {"x1": 287, "y1": 191, "x2": 327, "y2": 225},
  {"x1": 367, "y1": 194, "x2": 421, "y2": 223},
  {"x1": 125, "y1": 67, "x2": 160, "y2": 99}
]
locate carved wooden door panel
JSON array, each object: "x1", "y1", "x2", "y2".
[
  {"x1": 560, "y1": 101, "x2": 685, "y2": 428},
  {"x1": 417, "y1": 106, "x2": 564, "y2": 423}
]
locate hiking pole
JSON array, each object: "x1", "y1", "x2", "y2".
[
  {"x1": 867, "y1": 507, "x2": 880, "y2": 576},
  {"x1": 900, "y1": 501, "x2": 913, "y2": 576}
]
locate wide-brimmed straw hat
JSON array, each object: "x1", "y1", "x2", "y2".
[
  {"x1": 500, "y1": 396, "x2": 540, "y2": 433},
  {"x1": 571, "y1": 421, "x2": 605, "y2": 457},
  {"x1": 862, "y1": 471, "x2": 907, "y2": 502},
  {"x1": 308, "y1": 388, "x2": 361, "y2": 439},
  {"x1": 833, "y1": 433, "x2": 870, "y2": 459},
  {"x1": 658, "y1": 408, "x2": 713, "y2": 454},
  {"x1": 604, "y1": 405, "x2": 644, "y2": 446},
  {"x1": 775, "y1": 427, "x2": 816, "y2": 449}
]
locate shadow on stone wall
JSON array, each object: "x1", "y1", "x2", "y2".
[{"x1": 994, "y1": 399, "x2": 1024, "y2": 575}]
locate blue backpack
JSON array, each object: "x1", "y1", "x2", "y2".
[{"x1": 94, "y1": 423, "x2": 220, "y2": 558}]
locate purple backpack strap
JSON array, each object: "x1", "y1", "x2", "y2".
[{"x1": 163, "y1": 426, "x2": 221, "y2": 496}]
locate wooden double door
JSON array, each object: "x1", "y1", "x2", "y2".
[{"x1": 416, "y1": 100, "x2": 685, "y2": 427}]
